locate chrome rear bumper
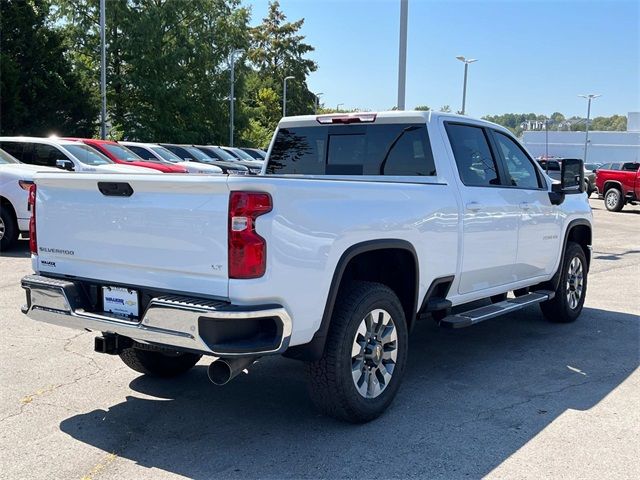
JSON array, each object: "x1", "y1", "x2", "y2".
[{"x1": 21, "y1": 274, "x2": 292, "y2": 357}]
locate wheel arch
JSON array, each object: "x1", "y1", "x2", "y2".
[
  {"x1": 602, "y1": 180, "x2": 623, "y2": 194},
  {"x1": 284, "y1": 239, "x2": 419, "y2": 361},
  {"x1": 543, "y1": 219, "x2": 592, "y2": 292},
  {"x1": 0, "y1": 195, "x2": 18, "y2": 223}
]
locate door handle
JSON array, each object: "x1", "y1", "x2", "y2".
[
  {"x1": 519, "y1": 201, "x2": 532, "y2": 210},
  {"x1": 465, "y1": 201, "x2": 484, "y2": 212}
]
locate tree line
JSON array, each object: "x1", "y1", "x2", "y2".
[
  {"x1": 0, "y1": 0, "x2": 316, "y2": 148},
  {"x1": 481, "y1": 112, "x2": 627, "y2": 137}
]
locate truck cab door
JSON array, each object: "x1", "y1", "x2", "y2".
[
  {"x1": 488, "y1": 129, "x2": 562, "y2": 280},
  {"x1": 445, "y1": 123, "x2": 519, "y2": 295}
]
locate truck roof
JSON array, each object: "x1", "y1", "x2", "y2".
[{"x1": 278, "y1": 110, "x2": 509, "y2": 132}]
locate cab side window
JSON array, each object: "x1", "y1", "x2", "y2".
[
  {"x1": 493, "y1": 132, "x2": 541, "y2": 189},
  {"x1": 446, "y1": 124, "x2": 500, "y2": 187}
]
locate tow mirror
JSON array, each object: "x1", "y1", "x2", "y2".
[
  {"x1": 561, "y1": 158, "x2": 584, "y2": 193},
  {"x1": 56, "y1": 159, "x2": 74, "y2": 171}
]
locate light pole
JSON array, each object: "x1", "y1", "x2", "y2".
[
  {"x1": 283, "y1": 76, "x2": 294, "y2": 117},
  {"x1": 336, "y1": 103, "x2": 344, "y2": 112},
  {"x1": 579, "y1": 94, "x2": 601, "y2": 163},
  {"x1": 397, "y1": 0, "x2": 408, "y2": 110},
  {"x1": 456, "y1": 56, "x2": 477, "y2": 115},
  {"x1": 228, "y1": 49, "x2": 242, "y2": 147},
  {"x1": 314, "y1": 92, "x2": 324, "y2": 114},
  {"x1": 99, "y1": 0, "x2": 106, "y2": 139}
]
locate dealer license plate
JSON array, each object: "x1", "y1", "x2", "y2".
[{"x1": 102, "y1": 286, "x2": 139, "y2": 319}]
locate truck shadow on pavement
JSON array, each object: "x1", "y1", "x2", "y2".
[
  {"x1": 60, "y1": 306, "x2": 639, "y2": 479},
  {"x1": 0, "y1": 239, "x2": 29, "y2": 258}
]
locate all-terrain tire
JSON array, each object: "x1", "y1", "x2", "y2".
[
  {"x1": 0, "y1": 206, "x2": 19, "y2": 251},
  {"x1": 306, "y1": 281, "x2": 408, "y2": 423},
  {"x1": 540, "y1": 241, "x2": 588, "y2": 323},
  {"x1": 119, "y1": 344, "x2": 202, "y2": 377},
  {"x1": 604, "y1": 187, "x2": 624, "y2": 212}
]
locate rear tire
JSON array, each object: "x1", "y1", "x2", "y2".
[
  {"x1": 540, "y1": 242, "x2": 587, "y2": 323},
  {"x1": 604, "y1": 187, "x2": 624, "y2": 212},
  {"x1": 119, "y1": 344, "x2": 201, "y2": 377},
  {"x1": 306, "y1": 281, "x2": 408, "y2": 423},
  {"x1": 0, "y1": 207, "x2": 19, "y2": 251}
]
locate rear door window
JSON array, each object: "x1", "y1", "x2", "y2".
[
  {"x1": 266, "y1": 123, "x2": 436, "y2": 176},
  {"x1": 445, "y1": 123, "x2": 500, "y2": 187},
  {"x1": 0, "y1": 141, "x2": 25, "y2": 161}
]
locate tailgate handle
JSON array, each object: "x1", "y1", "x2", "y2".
[{"x1": 98, "y1": 182, "x2": 134, "y2": 197}]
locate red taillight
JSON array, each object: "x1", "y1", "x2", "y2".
[
  {"x1": 228, "y1": 192, "x2": 272, "y2": 279},
  {"x1": 28, "y1": 184, "x2": 37, "y2": 254}
]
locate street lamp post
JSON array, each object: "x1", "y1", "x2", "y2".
[
  {"x1": 99, "y1": 0, "x2": 106, "y2": 139},
  {"x1": 456, "y1": 56, "x2": 477, "y2": 115},
  {"x1": 283, "y1": 76, "x2": 294, "y2": 117},
  {"x1": 314, "y1": 92, "x2": 324, "y2": 114},
  {"x1": 579, "y1": 94, "x2": 601, "y2": 163},
  {"x1": 336, "y1": 103, "x2": 344, "y2": 112},
  {"x1": 397, "y1": 0, "x2": 408, "y2": 110},
  {"x1": 228, "y1": 49, "x2": 242, "y2": 147}
]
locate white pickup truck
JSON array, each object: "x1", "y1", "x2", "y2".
[{"x1": 21, "y1": 111, "x2": 592, "y2": 422}]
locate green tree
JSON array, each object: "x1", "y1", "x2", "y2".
[
  {"x1": 439, "y1": 105, "x2": 451, "y2": 113},
  {"x1": 0, "y1": 0, "x2": 97, "y2": 136},
  {"x1": 54, "y1": 0, "x2": 251, "y2": 143},
  {"x1": 241, "y1": 1, "x2": 317, "y2": 145},
  {"x1": 414, "y1": 105, "x2": 431, "y2": 111}
]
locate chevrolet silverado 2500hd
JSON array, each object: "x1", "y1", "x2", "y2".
[{"x1": 21, "y1": 111, "x2": 592, "y2": 422}]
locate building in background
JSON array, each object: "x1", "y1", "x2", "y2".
[{"x1": 522, "y1": 112, "x2": 640, "y2": 163}]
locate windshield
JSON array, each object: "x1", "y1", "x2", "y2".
[
  {"x1": 185, "y1": 146, "x2": 214, "y2": 162},
  {"x1": 150, "y1": 146, "x2": 183, "y2": 163},
  {"x1": 103, "y1": 144, "x2": 143, "y2": 162},
  {"x1": 213, "y1": 147, "x2": 239, "y2": 162},
  {"x1": 64, "y1": 144, "x2": 113, "y2": 165},
  {"x1": 0, "y1": 148, "x2": 19, "y2": 164},
  {"x1": 230, "y1": 148, "x2": 256, "y2": 161}
]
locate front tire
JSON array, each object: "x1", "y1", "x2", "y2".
[
  {"x1": 540, "y1": 242, "x2": 587, "y2": 323},
  {"x1": 119, "y1": 344, "x2": 201, "y2": 377},
  {"x1": 604, "y1": 187, "x2": 624, "y2": 212},
  {"x1": 0, "y1": 207, "x2": 19, "y2": 251},
  {"x1": 306, "y1": 281, "x2": 408, "y2": 423}
]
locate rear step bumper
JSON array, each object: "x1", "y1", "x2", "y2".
[{"x1": 21, "y1": 274, "x2": 292, "y2": 357}]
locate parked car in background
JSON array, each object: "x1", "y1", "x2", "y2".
[
  {"x1": 218, "y1": 146, "x2": 264, "y2": 173},
  {"x1": 240, "y1": 147, "x2": 267, "y2": 160},
  {"x1": 119, "y1": 142, "x2": 222, "y2": 174},
  {"x1": 66, "y1": 138, "x2": 187, "y2": 174},
  {"x1": 584, "y1": 163, "x2": 602, "y2": 173},
  {"x1": 537, "y1": 158, "x2": 596, "y2": 197},
  {"x1": 0, "y1": 148, "x2": 58, "y2": 250},
  {"x1": 192, "y1": 146, "x2": 250, "y2": 174},
  {"x1": 160, "y1": 144, "x2": 248, "y2": 175},
  {"x1": 0, "y1": 137, "x2": 154, "y2": 174},
  {"x1": 595, "y1": 162, "x2": 640, "y2": 211}
]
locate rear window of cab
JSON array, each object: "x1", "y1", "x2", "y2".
[{"x1": 267, "y1": 124, "x2": 436, "y2": 176}]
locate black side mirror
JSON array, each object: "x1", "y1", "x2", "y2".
[
  {"x1": 56, "y1": 159, "x2": 74, "y2": 171},
  {"x1": 561, "y1": 158, "x2": 584, "y2": 194}
]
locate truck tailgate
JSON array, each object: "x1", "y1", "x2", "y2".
[{"x1": 34, "y1": 173, "x2": 230, "y2": 298}]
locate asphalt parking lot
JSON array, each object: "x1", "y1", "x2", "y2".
[{"x1": 1, "y1": 198, "x2": 638, "y2": 480}]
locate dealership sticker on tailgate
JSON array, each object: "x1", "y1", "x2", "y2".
[{"x1": 103, "y1": 286, "x2": 139, "y2": 318}]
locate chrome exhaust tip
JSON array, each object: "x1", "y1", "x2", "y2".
[{"x1": 207, "y1": 357, "x2": 257, "y2": 386}]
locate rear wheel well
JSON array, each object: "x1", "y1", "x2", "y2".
[
  {"x1": 0, "y1": 196, "x2": 18, "y2": 223},
  {"x1": 567, "y1": 224, "x2": 591, "y2": 270},
  {"x1": 338, "y1": 248, "x2": 417, "y2": 329}
]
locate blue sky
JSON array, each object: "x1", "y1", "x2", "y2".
[{"x1": 245, "y1": 0, "x2": 639, "y2": 118}]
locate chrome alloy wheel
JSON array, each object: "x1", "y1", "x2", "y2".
[
  {"x1": 605, "y1": 190, "x2": 619, "y2": 209},
  {"x1": 566, "y1": 256, "x2": 584, "y2": 310},
  {"x1": 0, "y1": 216, "x2": 5, "y2": 240},
  {"x1": 351, "y1": 308, "x2": 398, "y2": 398}
]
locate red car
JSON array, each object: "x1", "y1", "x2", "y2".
[
  {"x1": 596, "y1": 162, "x2": 640, "y2": 212},
  {"x1": 64, "y1": 138, "x2": 187, "y2": 173}
]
